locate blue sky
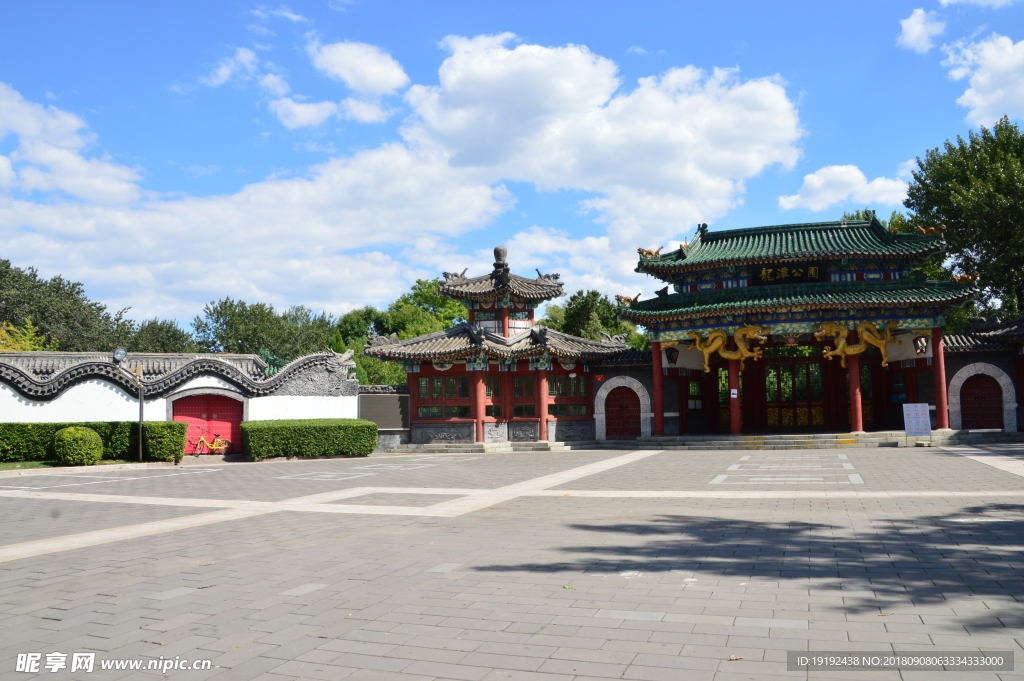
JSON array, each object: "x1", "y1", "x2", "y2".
[{"x1": 1, "y1": 0, "x2": 1023, "y2": 323}]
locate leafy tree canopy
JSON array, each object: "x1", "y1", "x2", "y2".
[
  {"x1": 390, "y1": 279, "x2": 466, "y2": 328},
  {"x1": 903, "y1": 116, "x2": 1024, "y2": 317},
  {"x1": 539, "y1": 290, "x2": 650, "y2": 351},
  {"x1": 0, "y1": 318, "x2": 57, "y2": 351},
  {"x1": 191, "y1": 298, "x2": 333, "y2": 361},
  {"x1": 127, "y1": 319, "x2": 196, "y2": 353},
  {"x1": 0, "y1": 259, "x2": 133, "y2": 351},
  {"x1": 842, "y1": 208, "x2": 997, "y2": 333}
]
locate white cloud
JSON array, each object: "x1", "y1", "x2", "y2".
[
  {"x1": 340, "y1": 98, "x2": 390, "y2": 123},
  {"x1": 944, "y1": 33, "x2": 1024, "y2": 125},
  {"x1": 259, "y1": 73, "x2": 290, "y2": 97},
  {"x1": 307, "y1": 41, "x2": 410, "y2": 94},
  {"x1": 0, "y1": 155, "x2": 14, "y2": 188},
  {"x1": 0, "y1": 83, "x2": 141, "y2": 203},
  {"x1": 267, "y1": 97, "x2": 339, "y2": 129},
  {"x1": 247, "y1": 24, "x2": 274, "y2": 37},
  {"x1": 0, "y1": 31, "x2": 806, "y2": 316},
  {"x1": 897, "y1": 158, "x2": 917, "y2": 179},
  {"x1": 940, "y1": 0, "x2": 1021, "y2": 6},
  {"x1": 627, "y1": 46, "x2": 649, "y2": 55},
  {"x1": 251, "y1": 5, "x2": 308, "y2": 22},
  {"x1": 897, "y1": 9, "x2": 946, "y2": 53},
  {"x1": 0, "y1": 82, "x2": 509, "y2": 318},
  {"x1": 200, "y1": 48, "x2": 258, "y2": 87},
  {"x1": 405, "y1": 33, "x2": 801, "y2": 250},
  {"x1": 778, "y1": 165, "x2": 907, "y2": 211}
]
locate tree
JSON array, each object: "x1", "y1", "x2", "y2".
[
  {"x1": 0, "y1": 259, "x2": 133, "y2": 351},
  {"x1": 336, "y1": 307, "x2": 381, "y2": 345},
  {"x1": 904, "y1": 117, "x2": 1024, "y2": 317},
  {"x1": 841, "y1": 209, "x2": 997, "y2": 333},
  {"x1": 540, "y1": 290, "x2": 650, "y2": 350},
  {"x1": 378, "y1": 305, "x2": 445, "y2": 340},
  {"x1": 390, "y1": 279, "x2": 466, "y2": 328},
  {"x1": 0, "y1": 318, "x2": 57, "y2": 351},
  {"x1": 191, "y1": 298, "x2": 333, "y2": 361},
  {"x1": 128, "y1": 319, "x2": 196, "y2": 353}
]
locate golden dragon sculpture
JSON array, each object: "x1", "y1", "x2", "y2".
[
  {"x1": 813, "y1": 320, "x2": 902, "y2": 368},
  {"x1": 685, "y1": 325, "x2": 772, "y2": 373}
]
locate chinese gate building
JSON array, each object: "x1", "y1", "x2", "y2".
[{"x1": 368, "y1": 217, "x2": 1022, "y2": 444}]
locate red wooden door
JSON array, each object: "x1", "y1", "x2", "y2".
[
  {"x1": 173, "y1": 395, "x2": 243, "y2": 454},
  {"x1": 606, "y1": 386, "x2": 641, "y2": 439},
  {"x1": 961, "y1": 374, "x2": 1004, "y2": 430}
]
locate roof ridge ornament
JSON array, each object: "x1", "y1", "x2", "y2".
[
  {"x1": 442, "y1": 268, "x2": 468, "y2": 283},
  {"x1": 599, "y1": 331, "x2": 629, "y2": 346},
  {"x1": 535, "y1": 268, "x2": 561, "y2": 284},
  {"x1": 367, "y1": 333, "x2": 399, "y2": 347}
]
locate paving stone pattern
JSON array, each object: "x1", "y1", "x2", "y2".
[{"x1": 2, "y1": 447, "x2": 1024, "y2": 680}]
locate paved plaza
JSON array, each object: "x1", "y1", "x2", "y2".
[{"x1": 2, "y1": 445, "x2": 1024, "y2": 680}]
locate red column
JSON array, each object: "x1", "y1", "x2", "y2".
[
  {"x1": 933, "y1": 327, "x2": 950, "y2": 429},
  {"x1": 500, "y1": 308, "x2": 510, "y2": 338},
  {"x1": 848, "y1": 342, "x2": 864, "y2": 432},
  {"x1": 652, "y1": 341, "x2": 665, "y2": 435},
  {"x1": 536, "y1": 370, "x2": 549, "y2": 441},
  {"x1": 728, "y1": 359, "x2": 741, "y2": 434},
  {"x1": 472, "y1": 371, "x2": 485, "y2": 442}
]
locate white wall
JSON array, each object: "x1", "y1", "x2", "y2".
[
  {"x1": 247, "y1": 395, "x2": 357, "y2": 421},
  {"x1": 0, "y1": 380, "x2": 166, "y2": 423},
  {"x1": 0, "y1": 377, "x2": 357, "y2": 423},
  {"x1": 174, "y1": 376, "x2": 242, "y2": 393}
]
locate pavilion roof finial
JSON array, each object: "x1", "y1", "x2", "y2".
[{"x1": 493, "y1": 245, "x2": 507, "y2": 267}]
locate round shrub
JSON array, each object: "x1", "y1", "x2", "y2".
[{"x1": 53, "y1": 426, "x2": 103, "y2": 466}]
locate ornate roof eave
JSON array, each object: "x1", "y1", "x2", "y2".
[
  {"x1": 635, "y1": 217, "x2": 946, "y2": 277},
  {"x1": 0, "y1": 351, "x2": 356, "y2": 401},
  {"x1": 363, "y1": 324, "x2": 630, "y2": 363},
  {"x1": 616, "y1": 281, "x2": 979, "y2": 324},
  {"x1": 436, "y1": 246, "x2": 565, "y2": 301}
]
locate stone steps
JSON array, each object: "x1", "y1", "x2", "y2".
[{"x1": 385, "y1": 430, "x2": 1024, "y2": 454}]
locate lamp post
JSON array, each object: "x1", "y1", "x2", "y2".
[{"x1": 113, "y1": 348, "x2": 144, "y2": 462}]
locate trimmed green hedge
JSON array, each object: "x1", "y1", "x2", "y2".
[
  {"x1": 144, "y1": 422, "x2": 188, "y2": 463},
  {"x1": 53, "y1": 427, "x2": 103, "y2": 466},
  {"x1": 0, "y1": 421, "x2": 188, "y2": 464},
  {"x1": 241, "y1": 418, "x2": 377, "y2": 460}
]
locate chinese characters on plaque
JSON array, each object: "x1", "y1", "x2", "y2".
[{"x1": 751, "y1": 261, "x2": 828, "y2": 286}]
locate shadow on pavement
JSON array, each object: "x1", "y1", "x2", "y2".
[{"x1": 475, "y1": 503, "x2": 1024, "y2": 630}]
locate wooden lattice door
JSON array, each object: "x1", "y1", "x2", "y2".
[
  {"x1": 605, "y1": 386, "x2": 641, "y2": 439},
  {"x1": 764, "y1": 362, "x2": 825, "y2": 430},
  {"x1": 961, "y1": 374, "x2": 1003, "y2": 430}
]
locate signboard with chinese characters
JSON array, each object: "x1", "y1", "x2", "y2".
[
  {"x1": 902, "y1": 403, "x2": 932, "y2": 436},
  {"x1": 751, "y1": 261, "x2": 828, "y2": 286}
]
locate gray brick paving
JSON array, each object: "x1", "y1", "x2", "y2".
[{"x1": 2, "y1": 446, "x2": 1024, "y2": 679}]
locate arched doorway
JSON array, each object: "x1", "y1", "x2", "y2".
[
  {"x1": 606, "y1": 386, "x2": 641, "y2": 439},
  {"x1": 961, "y1": 374, "x2": 1004, "y2": 430},
  {"x1": 173, "y1": 394, "x2": 243, "y2": 454},
  {"x1": 949, "y1": 362, "x2": 1018, "y2": 432}
]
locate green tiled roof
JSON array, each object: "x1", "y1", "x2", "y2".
[
  {"x1": 637, "y1": 217, "x2": 944, "y2": 276},
  {"x1": 618, "y1": 280, "x2": 976, "y2": 323}
]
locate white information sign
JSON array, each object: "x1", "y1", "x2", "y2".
[{"x1": 903, "y1": 403, "x2": 932, "y2": 436}]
